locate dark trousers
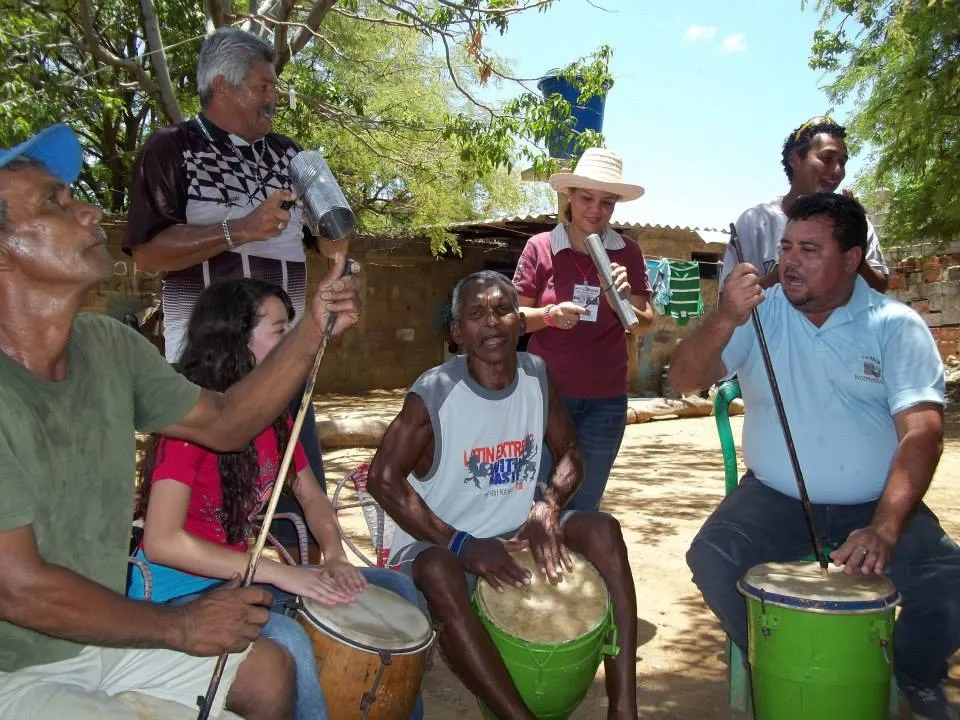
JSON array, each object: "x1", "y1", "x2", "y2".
[{"x1": 687, "y1": 472, "x2": 960, "y2": 688}]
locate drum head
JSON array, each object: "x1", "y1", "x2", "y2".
[
  {"x1": 738, "y1": 561, "x2": 900, "y2": 612},
  {"x1": 301, "y1": 584, "x2": 432, "y2": 653},
  {"x1": 475, "y1": 547, "x2": 608, "y2": 644}
]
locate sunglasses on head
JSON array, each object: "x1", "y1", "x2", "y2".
[{"x1": 793, "y1": 115, "x2": 837, "y2": 142}]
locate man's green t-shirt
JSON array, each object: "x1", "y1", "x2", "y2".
[{"x1": 0, "y1": 313, "x2": 200, "y2": 672}]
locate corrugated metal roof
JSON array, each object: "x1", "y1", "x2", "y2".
[{"x1": 448, "y1": 213, "x2": 730, "y2": 244}]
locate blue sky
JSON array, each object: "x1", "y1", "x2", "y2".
[{"x1": 482, "y1": 0, "x2": 856, "y2": 230}]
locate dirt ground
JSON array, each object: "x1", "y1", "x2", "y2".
[{"x1": 318, "y1": 392, "x2": 960, "y2": 719}]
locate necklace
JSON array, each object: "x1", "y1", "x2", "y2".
[{"x1": 194, "y1": 116, "x2": 267, "y2": 190}]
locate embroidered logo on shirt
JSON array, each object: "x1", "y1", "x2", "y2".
[
  {"x1": 855, "y1": 355, "x2": 883, "y2": 384},
  {"x1": 462, "y1": 434, "x2": 538, "y2": 496}
]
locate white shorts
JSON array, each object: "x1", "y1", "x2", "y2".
[{"x1": 0, "y1": 645, "x2": 248, "y2": 719}]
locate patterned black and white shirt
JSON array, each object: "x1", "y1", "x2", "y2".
[{"x1": 125, "y1": 115, "x2": 310, "y2": 362}]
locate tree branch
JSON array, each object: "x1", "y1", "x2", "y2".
[
  {"x1": 138, "y1": 0, "x2": 185, "y2": 122},
  {"x1": 77, "y1": 0, "x2": 163, "y2": 100},
  {"x1": 274, "y1": 0, "x2": 338, "y2": 71}
]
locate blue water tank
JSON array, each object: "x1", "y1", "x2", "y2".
[{"x1": 537, "y1": 71, "x2": 611, "y2": 159}]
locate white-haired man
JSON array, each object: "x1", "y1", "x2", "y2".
[{"x1": 125, "y1": 27, "x2": 330, "y2": 538}]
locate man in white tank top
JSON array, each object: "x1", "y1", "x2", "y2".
[{"x1": 367, "y1": 272, "x2": 640, "y2": 720}]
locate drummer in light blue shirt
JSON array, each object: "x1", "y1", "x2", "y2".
[
  {"x1": 721, "y1": 271, "x2": 943, "y2": 505},
  {"x1": 671, "y1": 192, "x2": 960, "y2": 720}
]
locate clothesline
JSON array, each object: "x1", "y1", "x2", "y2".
[{"x1": 646, "y1": 255, "x2": 723, "y2": 267}]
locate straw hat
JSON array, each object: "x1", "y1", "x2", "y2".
[{"x1": 548, "y1": 148, "x2": 644, "y2": 202}]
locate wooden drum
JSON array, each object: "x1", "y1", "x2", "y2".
[{"x1": 296, "y1": 585, "x2": 434, "y2": 719}]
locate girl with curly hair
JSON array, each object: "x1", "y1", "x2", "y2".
[{"x1": 129, "y1": 278, "x2": 421, "y2": 720}]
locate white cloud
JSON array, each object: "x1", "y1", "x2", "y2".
[
  {"x1": 683, "y1": 25, "x2": 716, "y2": 42},
  {"x1": 721, "y1": 33, "x2": 748, "y2": 53}
]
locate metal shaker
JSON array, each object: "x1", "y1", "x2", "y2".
[
  {"x1": 289, "y1": 151, "x2": 356, "y2": 241},
  {"x1": 584, "y1": 233, "x2": 639, "y2": 331}
]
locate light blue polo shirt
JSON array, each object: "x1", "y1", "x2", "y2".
[{"x1": 722, "y1": 277, "x2": 944, "y2": 504}]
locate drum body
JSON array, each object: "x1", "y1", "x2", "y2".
[
  {"x1": 472, "y1": 548, "x2": 619, "y2": 719},
  {"x1": 296, "y1": 585, "x2": 434, "y2": 720},
  {"x1": 738, "y1": 561, "x2": 901, "y2": 720}
]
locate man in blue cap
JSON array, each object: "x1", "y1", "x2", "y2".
[{"x1": 0, "y1": 125, "x2": 361, "y2": 719}]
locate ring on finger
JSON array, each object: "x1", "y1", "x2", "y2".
[{"x1": 858, "y1": 546, "x2": 869, "y2": 557}]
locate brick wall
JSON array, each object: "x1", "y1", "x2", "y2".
[
  {"x1": 885, "y1": 241, "x2": 960, "y2": 362},
  {"x1": 83, "y1": 218, "x2": 724, "y2": 394}
]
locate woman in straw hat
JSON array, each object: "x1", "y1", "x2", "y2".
[{"x1": 512, "y1": 148, "x2": 653, "y2": 511}]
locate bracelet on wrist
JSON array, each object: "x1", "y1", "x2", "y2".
[
  {"x1": 542, "y1": 304, "x2": 557, "y2": 328},
  {"x1": 448, "y1": 530, "x2": 472, "y2": 556},
  {"x1": 221, "y1": 219, "x2": 235, "y2": 250}
]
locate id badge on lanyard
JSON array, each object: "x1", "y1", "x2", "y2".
[{"x1": 573, "y1": 283, "x2": 601, "y2": 322}]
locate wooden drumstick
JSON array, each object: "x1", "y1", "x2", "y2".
[
  {"x1": 197, "y1": 261, "x2": 353, "y2": 720},
  {"x1": 728, "y1": 226, "x2": 828, "y2": 575}
]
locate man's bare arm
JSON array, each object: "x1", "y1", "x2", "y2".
[
  {"x1": 859, "y1": 262, "x2": 890, "y2": 293},
  {"x1": 539, "y1": 371, "x2": 584, "y2": 511},
  {"x1": 0, "y1": 525, "x2": 270, "y2": 655},
  {"x1": 830, "y1": 403, "x2": 943, "y2": 574},
  {"x1": 871, "y1": 404, "x2": 943, "y2": 541},
  {"x1": 131, "y1": 191, "x2": 295, "y2": 272},
  {"x1": 366, "y1": 393, "x2": 455, "y2": 545},
  {"x1": 670, "y1": 263, "x2": 762, "y2": 394}
]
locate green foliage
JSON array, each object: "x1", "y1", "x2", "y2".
[
  {"x1": 1, "y1": 0, "x2": 610, "y2": 250},
  {"x1": 809, "y1": 0, "x2": 960, "y2": 244}
]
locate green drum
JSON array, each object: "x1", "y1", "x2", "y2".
[
  {"x1": 472, "y1": 548, "x2": 619, "y2": 719},
  {"x1": 738, "y1": 561, "x2": 901, "y2": 720}
]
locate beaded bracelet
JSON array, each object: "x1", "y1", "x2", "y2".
[{"x1": 542, "y1": 303, "x2": 557, "y2": 328}]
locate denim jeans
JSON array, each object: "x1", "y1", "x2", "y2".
[
  {"x1": 538, "y1": 395, "x2": 628, "y2": 511},
  {"x1": 266, "y1": 567, "x2": 424, "y2": 720},
  {"x1": 168, "y1": 567, "x2": 423, "y2": 720},
  {"x1": 686, "y1": 472, "x2": 960, "y2": 688}
]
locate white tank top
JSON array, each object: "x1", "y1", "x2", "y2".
[{"x1": 388, "y1": 353, "x2": 549, "y2": 561}]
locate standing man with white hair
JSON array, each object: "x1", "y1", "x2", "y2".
[{"x1": 125, "y1": 28, "x2": 330, "y2": 526}]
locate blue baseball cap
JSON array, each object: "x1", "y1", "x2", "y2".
[{"x1": 0, "y1": 124, "x2": 82, "y2": 185}]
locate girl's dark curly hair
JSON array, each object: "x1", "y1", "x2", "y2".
[{"x1": 137, "y1": 278, "x2": 296, "y2": 545}]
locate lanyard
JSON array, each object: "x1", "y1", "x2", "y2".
[{"x1": 568, "y1": 248, "x2": 596, "y2": 282}]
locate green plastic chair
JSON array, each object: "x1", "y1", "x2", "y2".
[{"x1": 713, "y1": 379, "x2": 751, "y2": 713}]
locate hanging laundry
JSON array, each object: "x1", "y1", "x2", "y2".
[
  {"x1": 645, "y1": 258, "x2": 671, "y2": 314},
  {"x1": 665, "y1": 260, "x2": 703, "y2": 326}
]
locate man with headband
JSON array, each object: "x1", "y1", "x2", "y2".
[
  {"x1": 0, "y1": 124, "x2": 361, "y2": 717},
  {"x1": 721, "y1": 116, "x2": 889, "y2": 293}
]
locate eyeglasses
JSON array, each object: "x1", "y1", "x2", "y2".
[{"x1": 793, "y1": 115, "x2": 837, "y2": 141}]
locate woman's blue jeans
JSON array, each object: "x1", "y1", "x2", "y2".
[
  {"x1": 538, "y1": 395, "x2": 628, "y2": 511},
  {"x1": 169, "y1": 567, "x2": 424, "y2": 720}
]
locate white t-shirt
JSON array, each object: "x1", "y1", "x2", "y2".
[
  {"x1": 719, "y1": 197, "x2": 889, "y2": 286},
  {"x1": 388, "y1": 354, "x2": 549, "y2": 562}
]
